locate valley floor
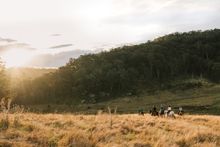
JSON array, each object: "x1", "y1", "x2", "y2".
[
  {"x1": 0, "y1": 113, "x2": 220, "y2": 147},
  {"x1": 28, "y1": 85, "x2": 220, "y2": 115}
]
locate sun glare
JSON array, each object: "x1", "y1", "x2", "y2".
[{"x1": 1, "y1": 49, "x2": 34, "y2": 67}]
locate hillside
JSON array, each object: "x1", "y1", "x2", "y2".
[
  {"x1": 0, "y1": 113, "x2": 219, "y2": 147},
  {"x1": 11, "y1": 29, "x2": 220, "y2": 106}
]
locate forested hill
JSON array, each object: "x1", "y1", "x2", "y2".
[{"x1": 14, "y1": 29, "x2": 220, "y2": 104}]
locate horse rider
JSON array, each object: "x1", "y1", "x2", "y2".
[
  {"x1": 138, "y1": 108, "x2": 144, "y2": 115},
  {"x1": 159, "y1": 105, "x2": 165, "y2": 115},
  {"x1": 150, "y1": 105, "x2": 158, "y2": 116},
  {"x1": 178, "y1": 106, "x2": 184, "y2": 115},
  {"x1": 153, "y1": 105, "x2": 157, "y2": 112},
  {"x1": 167, "y1": 105, "x2": 172, "y2": 114}
]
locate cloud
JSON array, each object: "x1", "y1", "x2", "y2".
[
  {"x1": 0, "y1": 37, "x2": 16, "y2": 43},
  {"x1": 29, "y1": 50, "x2": 91, "y2": 67},
  {"x1": 51, "y1": 34, "x2": 62, "y2": 37},
  {"x1": 105, "y1": 0, "x2": 220, "y2": 25},
  {"x1": 0, "y1": 37, "x2": 35, "y2": 53},
  {"x1": 29, "y1": 47, "x2": 106, "y2": 67},
  {"x1": 98, "y1": 0, "x2": 220, "y2": 44},
  {"x1": 49, "y1": 44, "x2": 73, "y2": 49}
]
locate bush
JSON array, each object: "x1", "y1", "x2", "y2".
[{"x1": 169, "y1": 78, "x2": 212, "y2": 90}]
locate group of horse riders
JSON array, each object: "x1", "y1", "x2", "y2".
[{"x1": 138, "y1": 105, "x2": 184, "y2": 117}]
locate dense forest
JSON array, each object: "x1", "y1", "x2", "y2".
[{"x1": 1, "y1": 29, "x2": 220, "y2": 105}]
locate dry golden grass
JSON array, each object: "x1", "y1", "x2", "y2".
[{"x1": 0, "y1": 113, "x2": 220, "y2": 147}]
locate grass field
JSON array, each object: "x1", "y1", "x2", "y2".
[
  {"x1": 29, "y1": 84, "x2": 220, "y2": 115},
  {"x1": 0, "y1": 113, "x2": 220, "y2": 147},
  {"x1": 1, "y1": 83, "x2": 219, "y2": 146}
]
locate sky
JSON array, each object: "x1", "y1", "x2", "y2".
[{"x1": 0, "y1": 0, "x2": 219, "y2": 67}]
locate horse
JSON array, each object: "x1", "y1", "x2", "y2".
[
  {"x1": 150, "y1": 109, "x2": 159, "y2": 116},
  {"x1": 159, "y1": 109, "x2": 165, "y2": 117},
  {"x1": 178, "y1": 110, "x2": 184, "y2": 116},
  {"x1": 164, "y1": 110, "x2": 175, "y2": 118},
  {"x1": 138, "y1": 109, "x2": 144, "y2": 115}
]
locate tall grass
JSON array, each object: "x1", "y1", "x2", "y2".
[
  {"x1": 0, "y1": 98, "x2": 11, "y2": 131},
  {"x1": 0, "y1": 113, "x2": 219, "y2": 147}
]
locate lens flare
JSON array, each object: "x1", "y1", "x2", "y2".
[{"x1": 1, "y1": 49, "x2": 34, "y2": 67}]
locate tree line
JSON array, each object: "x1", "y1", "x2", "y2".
[{"x1": 1, "y1": 29, "x2": 220, "y2": 105}]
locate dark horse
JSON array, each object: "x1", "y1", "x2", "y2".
[
  {"x1": 178, "y1": 110, "x2": 184, "y2": 116},
  {"x1": 178, "y1": 107, "x2": 184, "y2": 116},
  {"x1": 149, "y1": 109, "x2": 159, "y2": 116}
]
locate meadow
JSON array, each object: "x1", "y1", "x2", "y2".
[
  {"x1": 28, "y1": 84, "x2": 220, "y2": 115},
  {"x1": 0, "y1": 113, "x2": 220, "y2": 147}
]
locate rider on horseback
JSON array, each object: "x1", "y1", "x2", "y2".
[
  {"x1": 178, "y1": 106, "x2": 184, "y2": 115},
  {"x1": 153, "y1": 105, "x2": 157, "y2": 112},
  {"x1": 150, "y1": 105, "x2": 158, "y2": 116},
  {"x1": 159, "y1": 105, "x2": 165, "y2": 116},
  {"x1": 138, "y1": 108, "x2": 144, "y2": 115},
  {"x1": 167, "y1": 105, "x2": 172, "y2": 114}
]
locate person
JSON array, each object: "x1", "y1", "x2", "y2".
[
  {"x1": 167, "y1": 105, "x2": 172, "y2": 114},
  {"x1": 138, "y1": 108, "x2": 144, "y2": 115},
  {"x1": 153, "y1": 105, "x2": 157, "y2": 112},
  {"x1": 178, "y1": 106, "x2": 184, "y2": 115},
  {"x1": 159, "y1": 105, "x2": 165, "y2": 116},
  {"x1": 151, "y1": 105, "x2": 158, "y2": 116}
]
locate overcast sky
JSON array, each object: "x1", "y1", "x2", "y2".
[{"x1": 0, "y1": 0, "x2": 219, "y2": 67}]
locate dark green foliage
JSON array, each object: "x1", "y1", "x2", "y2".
[{"x1": 13, "y1": 29, "x2": 220, "y2": 104}]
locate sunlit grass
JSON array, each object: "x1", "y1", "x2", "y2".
[{"x1": 0, "y1": 113, "x2": 219, "y2": 147}]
